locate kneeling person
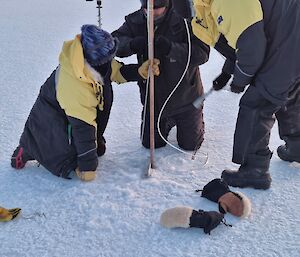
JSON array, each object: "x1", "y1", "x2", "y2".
[
  {"x1": 11, "y1": 25, "x2": 159, "y2": 181},
  {"x1": 112, "y1": 0, "x2": 209, "y2": 151}
]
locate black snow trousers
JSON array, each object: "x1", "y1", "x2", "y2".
[
  {"x1": 141, "y1": 106, "x2": 204, "y2": 151},
  {"x1": 233, "y1": 83, "x2": 300, "y2": 167}
]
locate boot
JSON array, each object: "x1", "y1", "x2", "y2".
[
  {"x1": 11, "y1": 146, "x2": 33, "y2": 169},
  {"x1": 277, "y1": 138, "x2": 300, "y2": 163},
  {"x1": 221, "y1": 153, "x2": 272, "y2": 190}
]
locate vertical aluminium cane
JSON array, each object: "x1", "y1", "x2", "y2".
[{"x1": 146, "y1": 0, "x2": 155, "y2": 176}]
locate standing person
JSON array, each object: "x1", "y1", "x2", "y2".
[
  {"x1": 191, "y1": 0, "x2": 300, "y2": 189},
  {"x1": 112, "y1": 0, "x2": 209, "y2": 151},
  {"x1": 11, "y1": 25, "x2": 160, "y2": 181}
]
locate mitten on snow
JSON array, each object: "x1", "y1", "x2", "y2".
[
  {"x1": 138, "y1": 59, "x2": 160, "y2": 79},
  {"x1": 190, "y1": 209, "x2": 225, "y2": 234},
  {"x1": 75, "y1": 168, "x2": 96, "y2": 182},
  {"x1": 97, "y1": 135, "x2": 106, "y2": 157},
  {"x1": 0, "y1": 206, "x2": 22, "y2": 222},
  {"x1": 160, "y1": 206, "x2": 224, "y2": 235},
  {"x1": 198, "y1": 178, "x2": 251, "y2": 218},
  {"x1": 213, "y1": 72, "x2": 231, "y2": 91},
  {"x1": 130, "y1": 36, "x2": 147, "y2": 55},
  {"x1": 230, "y1": 82, "x2": 245, "y2": 94}
]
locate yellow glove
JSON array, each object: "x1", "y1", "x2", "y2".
[
  {"x1": 75, "y1": 168, "x2": 96, "y2": 182},
  {"x1": 0, "y1": 206, "x2": 22, "y2": 222},
  {"x1": 138, "y1": 58, "x2": 160, "y2": 79}
]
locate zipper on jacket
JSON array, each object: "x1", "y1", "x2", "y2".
[{"x1": 67, "y1": 124, "x2": 72, "y2": 145}]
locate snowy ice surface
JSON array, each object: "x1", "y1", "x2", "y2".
[{"x1": 0, "y1": 1, "x2": 299, "y2": 257}]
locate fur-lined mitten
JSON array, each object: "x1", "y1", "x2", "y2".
[
  {"x1": 0, "y1": 206, "x2": 22, "y2": 222},
  {"x1": 198, "y1": 178, "x2": 251, "y2": 218},
  {"x1": 160, "y1": 206, "x2": 225, "y2": 234}
]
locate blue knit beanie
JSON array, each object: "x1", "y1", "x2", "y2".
[{"x1": 81, "y1": 24, "x2": 118, "y2": 66}]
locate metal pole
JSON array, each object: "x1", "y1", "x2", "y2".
[
  {"x1": 147, "y1": 0, "x2": 155, "y2": 173},
  {"x1": 96, "y1": 0, "x2": 102, "y2": 28},
  {"x1": 192, "y1": 87, "x2": 214, "y2": 109}
]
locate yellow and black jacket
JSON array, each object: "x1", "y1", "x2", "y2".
[
  {"x1": 19, "y1": 35, "x2": 139, "y2": 178},
  {"x1": 192, "y1": 0, "x2": 300, "y2": 105}
]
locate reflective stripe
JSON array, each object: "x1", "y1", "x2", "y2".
[
  {"x1": 235, "y1": 63, "x2": 254, "y2": 77},
  {"x1": 77, "y1": 147, "x2": 97, "y2": 158}
]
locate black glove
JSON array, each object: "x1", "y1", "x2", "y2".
[
  {"x1": 230, "y1": 82, "x2": 245, "y2": 94},
  {"x1": 155, "y1": 35, "x2": 171, "y2": 56},
  {"x1": 130, "y1": 36, "x2": 147, "y2": 55},
  {"x1": 97, "y1": 135, "x2": 106, "y2": 157},
  {"x1": 213, "y1": 72, "x2": 231, "y2": 91}
]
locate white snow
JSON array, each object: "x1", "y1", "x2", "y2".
[{"x1": 0, "y1": 1, "x2": 299, "y2": 257}]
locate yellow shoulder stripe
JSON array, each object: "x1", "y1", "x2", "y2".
[
  {"x1": 192, "y1": 0, "x2": 263, "y2": 49},
  {"x1": 211, "y1": 0, "x2": 263, "y2": 49}
]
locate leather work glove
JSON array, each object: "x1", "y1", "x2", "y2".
[
  {"x1": 75, "y1": 168, "x2": 96, "y2": 182},
  {"x1": 155, "y1": 35, "x2": 171, "y2": 56},
  {"x1": 213, "y1": 72, "x2": 232, "y2": 91},
  {"x1": 138, "y1": 58, "x2": 160, "y2": 79},
  {"x1": 130, "y1": 36, "x2": 147, "y2": 55},
  {"x1": 230, "y1": 82, "x2": 245, "y2": 94},
  {"x1": 160, "y1": 206, "x2": 224, "y2": 235},
  {"x1": 0, "y1": 206, "x2": 22, "y2": 222}
]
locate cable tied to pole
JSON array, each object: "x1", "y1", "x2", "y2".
[
  {"x1": 156, "y1": 19, "x2": 207, "y2": 162},
  {"x1": 141, "y1": 18, "x2": 208, "y2": 164}
]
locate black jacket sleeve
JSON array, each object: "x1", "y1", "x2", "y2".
[
  {"x1": 67, "y1": 117, "x2": 98, "y2": 172},
  {"x1": 120, "y1": 64, "x2": 140, "y2": 82},
  {"x1": 112, "y1": 18, "x2": 136, "y2": 58},
  {"x1": 168, "y1": 22, "x2": 210, "y2": 68},
  {"x1": 232, "y1": 21, "x2": 267, "y2": 86},
  {"x1": 215, "y1": 34, "x2": 236, "y2": 75}
]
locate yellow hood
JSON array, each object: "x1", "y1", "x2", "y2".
[
  {"x1": 57, "y1": 35, "x2": 102, "y2": 127},
  {"x1": 59, "y1": 34, "x2": 96, "y2": 83},
  {"x1": 57, "y1": 35, "x2": 127, "y2": 127}
]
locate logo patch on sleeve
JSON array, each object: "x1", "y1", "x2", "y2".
[{"x1": 217, "y1": 15, "x2": 223, "y2": 25}]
